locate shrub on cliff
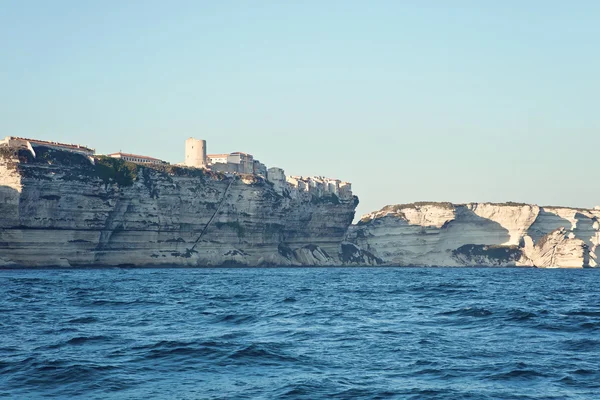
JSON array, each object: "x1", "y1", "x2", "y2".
[
  {"x1": 94, "y1": 156, "x2": 138, "y2": 186},
  {"x1": 488, "y1": 201, "x2": 530, "y2": 207},
  {"x1": 1, "y1": 145, "x2": 89, "y2": 166},
  {"x1": 35, "y1": 146, "x2": 91, "y2": 166},
  {"x1": 383, "y1": 202, "x2": 455, "y2": 213},
  {"x1": 0, "y1": 147, "x2": 18, "y2": 160},
  {"x1": 144, "y1": 163, "x2": 228, "y2": 181},
  {"x1": 0, "y1": 147, "x2": 28, "y2": 166}
]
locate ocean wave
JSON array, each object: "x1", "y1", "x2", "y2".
[
  {"x1": 66, "y1": 335, "x2": 111, "y2": 345},
  {"x1": 565, "y1": 309, "x2": 600, "y2": 317},
  {"x1": 2, "y1": 267, "x2": 599, "y2": 398},
  {"x1": 66, "y1": 316, "x2": 99, "y2": 324},
  {"x1": 130, "y1": 340, "x2": 228, "y2": 362},
  {"x1": 488, "y1": 368, "x2": 548, "y2": 380},
  {"x1": 88, "y1": 299, "x2": 164, "y2": 306},
  {"x1": 436, "y1": 307, "x2": 493, "y2": 317},
  {"x1": 505, "y1": 309, "x2": 537, "y2": 321},
  {"x1": 561, "y1": 338, "x2": 600, "y2": 352},
  {"x1": 228, "y1": 343, "x2": 299, "y2": 364},
  {"x1": 214, "y1": 313, "x2": 257, "y2": 324}
]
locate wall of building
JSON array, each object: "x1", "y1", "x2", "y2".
[
  {"x1": 207, "y1": 151, "x2": 255, "y2": 174},
  {"x1": 108, "y1": 153, "x2": 165, "y2": 165},
  {"x1": 197, "y1": 141, "x2": 353, "y2": 200},
  {"x1": 1, "y1": 136, "x2": 95, "y2": 157},
  {"x1": 210, "y1": 162, "x2": 242, "y2": 174},
  {"x1": 185, "y1": 138, "x2": 206, "y2": 168},
  {"x1": 207, "y1": 155, "x2": 228, "y2": 164},
  {"x1": 227, "y1": 153, "x2": 254, "y2": 174},
  {"x1": 339, "y1": 182, "x2": 353, "y2": 200},
  {"x1": 286, "y1": 175, "x2": 353, "y2": 200}
]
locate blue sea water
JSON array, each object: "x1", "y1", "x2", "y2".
[{"x1": 0, "y1": 267, "x2": 599, "y2": 399}]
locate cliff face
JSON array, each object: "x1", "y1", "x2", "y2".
[
  {"x1": 0, "y1": 146, "x2": 357, "y2": 267},
  {"x1": 346, "y1": 202, "x2": 600, "y2": 268},
  {"x1": 2, "y1": 145, "x2": 598, "y2": 269}
]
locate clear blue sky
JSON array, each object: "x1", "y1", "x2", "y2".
[{"x1": 1, "y1": 1, "x2": 599, "y2": 217}]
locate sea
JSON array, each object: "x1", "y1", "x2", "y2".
[{"x1": 0, "y1": 267, "x2": 599, "y2": 399}]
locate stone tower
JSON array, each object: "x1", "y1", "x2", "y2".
[{"x1": 185, "y1": 138, "x2": 206, "y2": 168}]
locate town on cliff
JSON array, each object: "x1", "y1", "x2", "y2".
[{"x1": 0, "y1": 135, "x2": 353, "y2": 201}]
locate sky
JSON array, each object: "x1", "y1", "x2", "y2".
[{"x1": 1, "y1": 1, "x2": 599, "y2": 218}]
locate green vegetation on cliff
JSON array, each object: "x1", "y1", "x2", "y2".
[
  {"x1": 382, "y1": 202, "x2": 455, "y2": 212},
  {"x1": 94, "y1": 156, "x2": 138, "y2": 186}
]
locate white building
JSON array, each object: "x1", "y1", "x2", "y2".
[
  {"x1": 286, "y1": 175, "x2": 353, "y2": 199},
  {"x1": 207, "y1": 153, "x2": 229, "y2": 165},
  {"x1": 339, "y1": 182, "x2": 352, "y2": 199},
  {"x1": 227, "y1": 152, "x2": 254, "y2": 174},
  {"x1": 327, "y1": 179, "x2": 341, "y2": 195},
  {"x1": 208, "y1": 151, "x2": 256, "y2": 174},
  {"x1": 107, "y1": 152, "x2": 166, "y2": 165}
]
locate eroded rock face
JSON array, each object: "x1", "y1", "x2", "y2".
[
  {"x1": 0, "y1": 146, "x2": 357, "y2": 267},
  {"x1": 521, "y1": 228, "x2": 589, "y2": 268},
  {"x1": 348, "y1": 202, "x2": 600, "y2": 268},
  {"x1": 2, "y1": 146, "x2": 597, "y2": 269}
]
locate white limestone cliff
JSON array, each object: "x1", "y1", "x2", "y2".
[
  {"x1": 347, "y1": 202, "x2": 600, "y2": 268},
  {"x1": 0, "y1": 145, "x2": 357, "y2": 267},
  {"x1": 2, "y1": 144, "x2": 598, "y2": 269}
]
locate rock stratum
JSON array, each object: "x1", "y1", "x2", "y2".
[
  {"x1": 0, "y1": 146, "x2": 357, "y2": 267},
  {"x1": 346, "y1": 202, "x2": 600, "y2": 268},
  {"x1": 1, "y1": 145, "x2": 598, "y2": 269}
]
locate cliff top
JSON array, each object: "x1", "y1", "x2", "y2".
[{"x1": 358, "y1": 201, "x2": 600, "y2": 225}]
